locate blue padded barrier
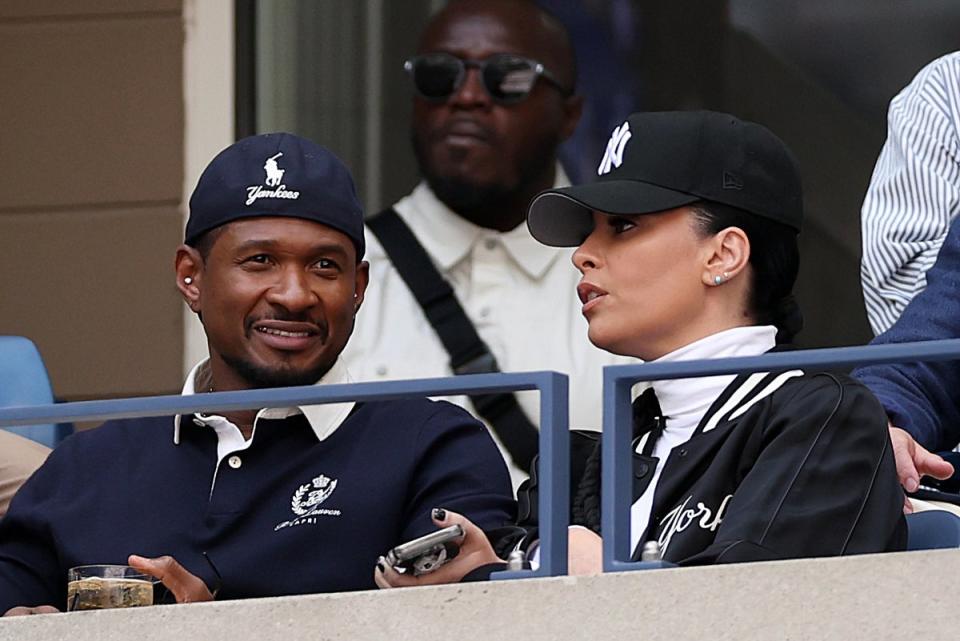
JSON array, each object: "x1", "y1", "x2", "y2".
[{"x1": 0, "y1": 370, "x2": 569, "y2": 579}]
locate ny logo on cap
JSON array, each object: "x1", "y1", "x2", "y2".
[{"x1": 597, "y1": 121, "x2": 632, "y2": 176}]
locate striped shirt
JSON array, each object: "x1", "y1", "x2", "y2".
[{"x1": 861, "y1": 51, "x2": 960, "y2": 335}]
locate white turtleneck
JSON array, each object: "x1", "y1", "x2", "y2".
[{"x1": 629, "y1": 325, "x2": 778, "y2": 553}]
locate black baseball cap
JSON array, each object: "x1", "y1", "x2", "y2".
[
  {"x1": 186, "y1": 132, "x2": 365, "y2": 259},
  {"x1": 527, "y1": 111, "x2": 803, "y2": 246}
]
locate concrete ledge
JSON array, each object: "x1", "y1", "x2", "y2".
[{"x1": 1, "y1": 550, "x2": 955, "y2": 641}]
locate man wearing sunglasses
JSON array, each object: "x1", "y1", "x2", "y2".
[{"x1": 343, "y1": 0, "x2": 633, "y2": 485}]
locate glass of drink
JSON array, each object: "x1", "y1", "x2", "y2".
[{"x1": 66, "y1": 565, "x2": 155, "y2": 612}]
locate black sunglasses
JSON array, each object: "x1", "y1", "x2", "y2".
[{"x1": 404, "y1": 53, "x2": 571, "y2": 104}]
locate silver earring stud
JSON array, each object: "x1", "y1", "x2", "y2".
[
  {"x1": 184, "y1": 277, "x2": 193, "y2": 285},
  {"x1": 713, "y1": 275, "x2": 722, "y2": 286}
]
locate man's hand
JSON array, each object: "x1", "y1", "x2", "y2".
[
  {"x1": 3, "y1": 605, "x2": 59, "y2": 616},
  {"x1": 374, "y1": 509, "x2": 503, "y2": 589},
  {"x1": 889, "y1": 425, "x2": 955, "y2": 513},
  {"x1": 3, "y1": 556, "x2": 213, "y2": 615},
  {"x1": 128, "y1": 554, "x2": 214, "y2": 604}
]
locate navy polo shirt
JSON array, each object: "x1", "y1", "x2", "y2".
[{"x1": 0, "y1": 397, "x2": 513, "y2": 611}]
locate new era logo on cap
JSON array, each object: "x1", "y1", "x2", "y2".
[
  {"x1": 722, "y1": 171, "x2": 744, "y2": 190},
  {"x1": 597, "y1": 120, "x2": 632, "y2": 176}
]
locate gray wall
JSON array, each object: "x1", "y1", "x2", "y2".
[{"x1": 3, "y1": 549, "x2": 960, "y2": 640}]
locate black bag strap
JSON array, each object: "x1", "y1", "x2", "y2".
[{"x1": 367, "y1": 207, "x2": 539, "y2": 468}]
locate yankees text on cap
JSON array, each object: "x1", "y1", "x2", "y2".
[
  {"x1": 526, "y1": 111, "x2": 803, "y2": 247},
  {"x1": 186, "y1": 132, "x2": 366, "y2": 259}
]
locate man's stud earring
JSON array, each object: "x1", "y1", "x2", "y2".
[{"x1": 184, "y1": 277, "x2": 193, "y2": 285}]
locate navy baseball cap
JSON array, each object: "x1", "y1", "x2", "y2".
[
  {"x1": 527, "y1": 111, "x2": 803, "y2": 246},
  {"x1": 186, "y1": 133, "x2": 365, "y2": 259}
]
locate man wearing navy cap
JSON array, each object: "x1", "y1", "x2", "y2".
[{"x1": 0, "y1": 133, "x2": 513, "y2": 614}]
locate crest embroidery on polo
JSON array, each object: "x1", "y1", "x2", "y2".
[
  {"x1": 597, "y1": 121, "x2": 632, "y2": 176},
  {"x1": 274, "y1": 473, "x2": 342, "y2": 531},
  {"x1": 246, "y1": 152, "x2": 301, "y2": 206}
]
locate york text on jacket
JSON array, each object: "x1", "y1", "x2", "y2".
[{"x1": 658, "y1": 493, "x2": 732, "y2": 555}]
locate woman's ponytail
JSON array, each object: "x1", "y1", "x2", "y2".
[{"x1": 770, "y1": 294, "x2": 803, "y2": 344}]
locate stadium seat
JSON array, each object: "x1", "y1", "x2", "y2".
[
  {"x1": 0, "y1": 336, "x2": 72, "y2": 448},
  {"x1": 905, "y1": 510, "x2": 960, "y2": 550}
]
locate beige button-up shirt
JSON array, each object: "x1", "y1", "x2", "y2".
[{"x1": 0, "y1": 430, "x2": 49, "y2": 517}]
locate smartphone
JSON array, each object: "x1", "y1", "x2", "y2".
[{"x1": 384, "y1": 524, "x2": 464, "y2": 576}]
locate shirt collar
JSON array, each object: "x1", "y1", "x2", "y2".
[
  {"x1": 173, "y1": 358, "x2": 356, "y2": 445},
  {"x1": 397, "y1": 163, "x2": 571, "y2": 280},
  {"x1": 651, "y1": 325, "x2": 777, "y2": 420}
]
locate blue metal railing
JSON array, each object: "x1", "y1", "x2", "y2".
[
  {"x1": 5, "y1": 338, "x2": 960, "y2": 578},
  {"x1": 601, "y1": 338, "x2": 960, "y2": 572},
  {"x1": 0, "y1": 371, "x2": 570, "y2": 580}
]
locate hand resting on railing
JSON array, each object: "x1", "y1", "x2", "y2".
[{"x1": 889, "y1": 425, "x2": 954, "y2": 513}]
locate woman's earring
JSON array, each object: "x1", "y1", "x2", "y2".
[
  {"x1": 184, "y1": 277, "x2": 193, "y2": 285},
  {"x1": 713, "y1": 275, "x2": 723, "y2": 286}
]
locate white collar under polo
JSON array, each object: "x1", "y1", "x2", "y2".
[{"x1": 173, "y1": 357, "x2": 356, "y2": 461}]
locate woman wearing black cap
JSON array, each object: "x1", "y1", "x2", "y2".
[{"x1": 375, "y1": 111, "x2": 906, "y2": 586}]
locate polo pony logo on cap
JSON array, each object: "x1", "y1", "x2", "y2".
[
  {"x1": 597, "y1": 121, "x2": 632, "y2": 176},
  {"x1": 264, "y1": 152, "x2": 285, "y2": 186},
  {"x1": 245, "y1": 153, "x2": 301, "y2": 206}
]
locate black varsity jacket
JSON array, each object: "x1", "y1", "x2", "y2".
[{"x1": 508, "y1": 368, "x2": 907, "y2": 565}]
